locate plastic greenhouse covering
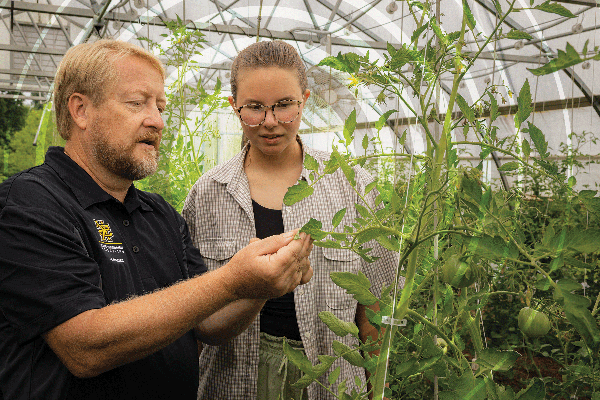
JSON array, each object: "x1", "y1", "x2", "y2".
[{"x1": 0, "y1": 0, "x2": 598, "y2": 189}]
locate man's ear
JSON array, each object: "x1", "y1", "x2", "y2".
[
  {"x1": 68, "y1": 93, "x2": 92, "y2": 131},
  {"x1": 228, "y1": 95, "x2": 235, "y2": 109}
]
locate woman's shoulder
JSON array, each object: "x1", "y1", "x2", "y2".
[
  {"x1": 304, "y1": 146, "x2": 332, "y2": 163},
  {"x1": 195, "y1": 151, "x2": 245, "y2": 185}
]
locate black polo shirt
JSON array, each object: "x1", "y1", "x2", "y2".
[{"x1": 0, "y1": 147, "x2": 207, "y2": 400}]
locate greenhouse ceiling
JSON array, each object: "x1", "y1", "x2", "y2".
[{"x1": 0, "y1": 0, "x2": 598, "y2": 141}]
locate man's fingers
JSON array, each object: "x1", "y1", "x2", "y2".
[
  {"x1": 299, "y1": 265, "x2": 313, "y2": 285},
  {"x1": 251, "y1": 230, "x2": 298, "y2": 256}
]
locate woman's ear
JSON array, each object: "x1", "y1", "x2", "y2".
[
  {"x1": 303, "y1": 89, "x2": 311, "y2": 102},
  {"x1": 68, "y1": 93, "x2": 91, "y2": 131}
]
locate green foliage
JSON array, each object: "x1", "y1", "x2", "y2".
[
  {"x1": 282, "y1": 1, "x2": 600, "y2": 398},
  {"x1": 528, "y1": 41, "x2": 600, "y2": 76},
  {"x1": 136, "y1": 17, "x2": 228, "y2": 211},
  {"x1": 0, "y1": 96, "x2": 28, "y2": 149},
  {"x1": 0, "y1": 107, "x2": 63, "y2": 181}
]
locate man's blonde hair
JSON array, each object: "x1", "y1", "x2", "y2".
[{"x1": 53, "y1": 39, "x2": 165, "y2": 139}]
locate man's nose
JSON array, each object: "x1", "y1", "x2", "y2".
[{"x1": 145, "y1": 106, "x2": 165, "y2": 131}]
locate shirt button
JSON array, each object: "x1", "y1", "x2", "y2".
[
  {"x1": 132, "y1": 246, "x2": 139, "y2": 253},
  {"x1": 304, "y1": 331, "x2": 312, "y2": 339},
  {"x1": 296, "y1": 287, "x2": 304, "y2": 295},
  {"x1": 123, "y1": 220, "x2": 130, "y2": 226}
]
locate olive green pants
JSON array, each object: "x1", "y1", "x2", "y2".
[{"x1": 257, "y1": 332, "x2": 308, "y2": 400}]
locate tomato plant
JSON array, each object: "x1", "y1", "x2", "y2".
[{"x1": 282, "y1": 0, "x2": 600, "y2": 399}]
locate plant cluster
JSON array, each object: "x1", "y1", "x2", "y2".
[
  {"x1": 280, "y1": 0, "x2": 600, "y2": 399},
  {"x1": 137, "y1": 17, "x2": 228, "y2": 211}
]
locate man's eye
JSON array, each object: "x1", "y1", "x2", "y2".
[{"x1": 276, "y1": 102, "x2": 293, "y2": 109}]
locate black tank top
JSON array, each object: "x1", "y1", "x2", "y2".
[{"x1": 252, "y1": 199, "x2": 301, "y2": 340}]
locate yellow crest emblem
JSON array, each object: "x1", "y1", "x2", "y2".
[{"x1": 94, "y1": 219, "x2": 114, "y2": 243}]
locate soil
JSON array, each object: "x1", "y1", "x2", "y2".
[{"x1": 494, "y1": 349, "x2": 591, "y2": 400}]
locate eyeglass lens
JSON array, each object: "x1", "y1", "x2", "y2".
[{"x1": 239, "y1": 101, "x2": 300, "y2": 126}]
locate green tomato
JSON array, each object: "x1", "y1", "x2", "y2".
[
  {"x1": 518, "y1": 307, "x2": 551, "y2": 337},
  {"x1": 441, "y1": 254, "x2": 477, "y2": 288}
]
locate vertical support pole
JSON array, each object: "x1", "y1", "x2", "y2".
[{"x1": 433, "y1": 0, "x2": 442, "y2": 399}]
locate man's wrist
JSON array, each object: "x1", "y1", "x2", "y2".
[{"x1": 217, "y1": 261, "x2": 247, "y2": 301}]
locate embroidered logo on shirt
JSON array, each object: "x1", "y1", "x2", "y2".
[
  {"x1": 94, "y1": 219, "x2": 125, "y2": 262},
  {"x1": 95, "y1": 219, "x2": 115, "y2": 243}
]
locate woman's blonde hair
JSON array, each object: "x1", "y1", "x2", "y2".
[
  {"x1": 53, "y1": 39, "x2": 165, "y2": 139},
  {"x1": 230, "y1": 40, "x2": 307, "y2": 101}
]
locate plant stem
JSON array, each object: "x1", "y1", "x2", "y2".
[
  {"x1": 523, "y1": 336, "x2": 544, "y2": 379},
  {"x1": 592, "y1": 291, "x2": 600, "y2": 317},
  {"x1": 406, "y1": 309, "x2": 469, "y2": 364}
]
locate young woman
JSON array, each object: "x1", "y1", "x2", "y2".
[{"x1": 182, "y1": 40, "x2": 397, "y2": 400}]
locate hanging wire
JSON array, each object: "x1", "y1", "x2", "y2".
[
  {"x1": 327, "y1": 0, "x2": 386, "y2": 28},
  {"x1": 531, "y1": 44, "x2": 544, "y2": 126},
  {"x1": 256, "y1": 0, "x2": 263, "y2": 42}
]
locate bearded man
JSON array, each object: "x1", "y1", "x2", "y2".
[{"x1": 0, "y1": 39, "x2": 313, "y2": 400}]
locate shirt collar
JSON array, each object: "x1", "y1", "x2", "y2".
[
  {"x1": 209, "y1": 136, "x2": 316, "y2": 186},
  {"x1": 44, "y1": 146, "x2": 150, "y2": 212}
]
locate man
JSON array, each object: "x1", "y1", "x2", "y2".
[{"x1": 0, "y1": 39, "x2": 313, "y2": 400}]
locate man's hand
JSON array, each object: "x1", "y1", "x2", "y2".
[{"x1": 223, "y1": 230, "x2": 313, "y2": 300}]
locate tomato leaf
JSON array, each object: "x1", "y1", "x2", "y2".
[
  {"x1": 516, "y1": 378, "x2": 546, "y2": 400},
  {"x1": 304, "y1": 153, "x2": 320, "y2": 172},
  {"x1": 343, "y1": 110, "x2": 357, "y2": 146},
  {"x1": 332, "y1": 341, "x2": 365, "y2": 367},
  {"x1": 498, "y1": 161, "x2": 520, "y2": 171},
  {"x1": 505, "y1": 29, "x2": 533, "y2": 40},
  {"x1": 299, "y1": 218, "x2": 328, "y2": 240},
  {"x1": 528, "y1": 42, "x2": 582, "y2": 75},
  {"x1": 514, "y1": 79, "x2": 532, "y2": 128},
  {"x1": 534, "y1": 1, "x2": 575, "y2": 18},
  {"x1": 524, "y1": 122, "x2": 549, "y2": 158},
  {"x1": 477, "y1": 349, "x2": 519, "y2": 371},
  {"x1": 284, "y1": 180, "x2": 314, "y2": 206},
  {"x1": 319, "y1": 311, "x2": 360, "y2": 338},
  {"x1": 456, "y1": 94, "x2": 475, "y2": 125},
  {"x1": 332, "y1": 208, "x2": 347, "y2": 228},
  {"x1": 375, "y1": 109, "x2": 397, "y2": 131},
  {"x1": 463, "y1": 0, "x2": 477, "y2": 30},
  {"x1": 330, "y1": 271, "x2": 378, "y2": 305}
]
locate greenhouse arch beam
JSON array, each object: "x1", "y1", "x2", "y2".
[
  {"x1": 552, "y1": 0, "x2": 598, "y2": 5},
  {"x1": 341, "y1": 96, "x2": 595, "y2": 130},
  {"x1": 474, "y1": 0, "x2": 600, "y2": 119},
  {"x1": 0, "y1": 68, "x2": 54, "y2": 78}
]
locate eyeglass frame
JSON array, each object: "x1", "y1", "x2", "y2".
[{"x1": 234, "y1": 100, "x2": 304, "y2": 127}]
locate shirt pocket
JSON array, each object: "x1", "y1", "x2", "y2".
[
  {"x1": 322, "y1": 247, "x2": 361, "y2": 310},
  {"x1": 195, "y1": 238, "x2": 238, "y2": 271}
]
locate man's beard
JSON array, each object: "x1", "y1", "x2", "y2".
[{"x1": 90, "y1": 123, "x2": 160, "y2": 181}]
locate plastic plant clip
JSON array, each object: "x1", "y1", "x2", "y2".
[{"x1": 382, "y1": 316, "x2": 408, "y2": 326}]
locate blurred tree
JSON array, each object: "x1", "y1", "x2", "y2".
[
  {"x1": 0, "y1": 107, "x2": 40, "y2": 180},
  {"x1": 0, "y1": 95, "x2": 29, "y2": 150}
]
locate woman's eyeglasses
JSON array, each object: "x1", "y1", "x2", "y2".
[{"x1": 235, "y1": 100, "x2": 303, "y2": 127}]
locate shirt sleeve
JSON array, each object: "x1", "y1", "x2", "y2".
[{"x1": 0, "y1": 176, "x2": 106, "y2": 344}]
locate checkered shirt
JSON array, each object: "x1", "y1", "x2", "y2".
[{"x1": 182, "y1": 144, "x2": 398, "y2": 400}]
